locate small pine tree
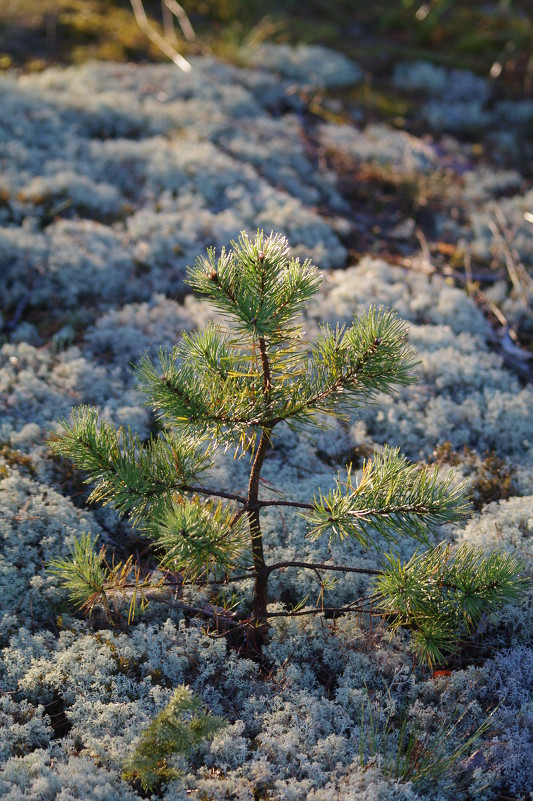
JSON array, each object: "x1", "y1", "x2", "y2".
[
  {"x1": 50, "y1": 231, "x2": 528, "y2": 665},
  {"x1": 122, "y1": 685, "x2": 225, "y2": 792}
]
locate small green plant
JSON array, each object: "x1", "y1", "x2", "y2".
[
  {"x1": 358, "y1": 683, "x2": 496, "y2": 787},
  {"x1": 122, "y1": 685, "x2": 226, "y2": 792},
  {"x1": 49, "y1": 230, "x2": 528, "y2": 665}
]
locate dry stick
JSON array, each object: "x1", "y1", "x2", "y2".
[
  {"x1": 443, "y1": 266, "x2": 505, "y2": 284},
  {"x1": 161, "y1": 1, "x2": 179, "y2": 46},
  {"x1": 488, "y1": 218, "x2": 524, "y2": 299},
  {"x1": 442, "y1": 251, "x2": 513, "y2": 336},
  {"x1": 490, "y1": 208, "x2": 532, "y2": 301},
  {"x1": 413, "y1": 221, "x2": 522, "y2": 340},
  {"x1": 160, "y1": 0, "x2": 196, "y2": 45},
  {"x1": 130, "y1": 0, "x2": 192, "y2": 72},
  {"x1": 415, "y1": 227, "x2": 433, "y2": 272},
  {"x1": 163, "y1": 0, "x2": 196, "y2": 41}
]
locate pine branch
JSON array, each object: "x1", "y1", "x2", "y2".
[
  {"x1": 265, "y1": 602, "x2": 375, "y2": 619},
  {"x1": 48, "y1": 533, "x2": 111, "y2": 618},
  {"x1": 264, "y1": 560, "x2": 382, "y2": 576},
  {"x1": 48, "y1": 533, "x2": 157, "y2": 623},
  {"x1": 135, "y1": 330, "x2": 266, "y2": 452},
  {"x1": 186, "y1": 230, "x2": 321, "y2": 342},
  {"x1": 147, "y1": 497, "x2": 250, "y2": 581},
  {"x1": 263, "y1": 307, "x2": 418, "y2": 429},
  {"x1": 374, "y1": 543, "x2": 530, "y2": 667},
  {"x1": 50, "y1": 406, "x2": 210, "y2": 523},
  {"x1": 306, "y1": 446, "x2": 470, "y2": 547},
  {"x1": 135, "y1": 306, "x2": 418, "y2": 451}
]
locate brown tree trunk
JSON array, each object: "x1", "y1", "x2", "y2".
[{"x1": 247, "y1": 429, "x2": 270, "y2": 624}]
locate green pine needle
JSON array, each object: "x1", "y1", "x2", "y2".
[
  {"x1": 50, "y1": 406, "x2": 211, "y2": 523},
  {"x1": 374, "y1": 542, "x2": 530, "y2": 666},
  {"x1": 148, "y1": 497, "x2": 250, "y2": 581},
  {"x1": 306, "y1": 446, "x2": 470, "y2": 547},
  {"x1": 186, "y1": 230, "x2": 322, "y2": 342},
  {"x1": 122, "y1": 686, "x2": 225, "y2": 792},
  {"x1": 48, "y1": 533, "x2": 110, "y2": 617}
]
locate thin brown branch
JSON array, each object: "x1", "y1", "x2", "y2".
[
  {"x1": 256, "y1": 497, "x2": 314, "y2": 510},
  {"x1": 181, "y1": 484, "x2": 249, "y2": 505},
  {"x1": 266, "y1": 602, "x2": 378, "y2": 619},
  {"x1": 181, "y1": 482, "x2": 313, "y2": 510},
  {"x1": 124, "y1": 558, "x2": 381, "y2": 589},
  {"x1": 265, "y1": 560, "x2": 382, "y2": 577}
]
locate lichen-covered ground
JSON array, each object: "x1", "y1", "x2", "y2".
[{"x1": 1, "y1": 37, "x2": 533, "y2": 801}]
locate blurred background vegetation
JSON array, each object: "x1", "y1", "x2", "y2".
[{"x1": 0, "y1": 0, "x2": 532, "y2": 98}]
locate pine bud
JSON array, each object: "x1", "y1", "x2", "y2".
[
  {"x1": 208, "y1": 269, "x2": 218, "y2": 283},
  {"x1": 258, "y1": 251, "x2": 265, "y2": 263}
]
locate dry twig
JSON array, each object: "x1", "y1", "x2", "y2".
[{"x1": 130, "y1": 0, "x2": 194, "y2": 72}]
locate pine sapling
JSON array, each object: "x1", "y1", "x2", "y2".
[
  {"x1": 50, "y1": 230, "x2": 529, "y2": 666},
  {"x1": 122, "y1": 685, "x2": 225, "y2": 792}
]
